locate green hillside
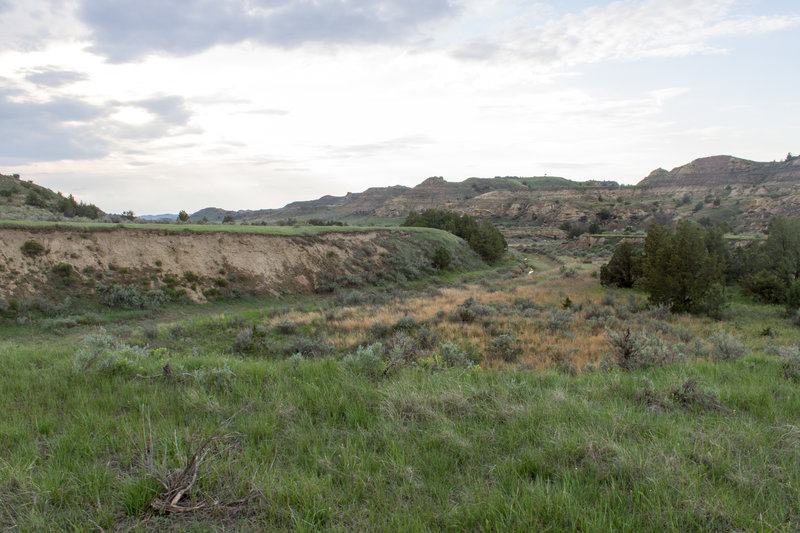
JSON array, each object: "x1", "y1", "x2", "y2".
[{"x1": 0, "y1": 173, "x2": 104, "y2": 221}]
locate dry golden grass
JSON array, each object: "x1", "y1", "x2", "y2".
[
  {"x1": 299, "y1": 261, "x2": 622, "y2": 369},
  {"x1": 251, "y1": 258, "x2": 711, "y2": 370}
]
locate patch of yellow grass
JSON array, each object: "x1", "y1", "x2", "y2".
[{"x1": 302, "y1": 264, "x2": 617, "y2": 369}]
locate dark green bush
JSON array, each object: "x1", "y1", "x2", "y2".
[
  {"x1": 25, "y1": 191, "x2": 47, "y2": 208},
  {"x1": 21, "y1": 240, "x2": 45, "y2": 257},
  {"x1": 51, "y1": 262, "x2": 74, "y2": 277},
  {"x1": 431, "y1": 246, "x2": 452, "y2": 271},
  {"x1": 741, "y1": 270, "x2": 786, "y2": 304}
]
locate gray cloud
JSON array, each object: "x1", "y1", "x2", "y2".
[
  {"x1": 0, "y1": 88, "x2": 110, "y2": 163},
  {"x1": 0, "y1": 82, "x2": 197, "y2": 164},
  {"x1": 451, "y1": 38, "x2": 502, "y2": 61},
  {"x1": 24, "y1": 67, "x2": 89, "y2": 87},
  {"x1": 78, "y1": 0, "x2": 459, "y2": 62},
  {"x1": 0, "y1": 0, "x2": 11, "y2": 13},
  {"x1": 134, "y1": 95, "x2": 191, "y2": 125},
  {"x1": 325, "y1": 134, "x2": 432, "y2": 158}
]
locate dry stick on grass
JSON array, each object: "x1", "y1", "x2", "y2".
[
  {"x1": 135, "y1": 363, "x2": 197, "y2": 381},
  {"x1": 140, "y1": 405, "x2": 254, "y2": 514}
]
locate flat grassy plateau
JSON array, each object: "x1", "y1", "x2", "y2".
[{"x1": 1, "y1": 242, "x2": 799, "y2": 532}]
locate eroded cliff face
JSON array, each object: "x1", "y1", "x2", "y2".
[
  {"x1": 637, "y1": 156, "x2": 800, "y2": 193},
  {"x1": 375, "y1": 181, "x2": 632, "y2": 225},
  {"x1": 0, "y1": 226, "x2": 443, "y2": 302}
]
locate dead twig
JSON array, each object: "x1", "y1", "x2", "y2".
[
  {"x1": 140, "y1": 405, "x2": 253, "y2": 515},
  {"x1": 135, "y1": 363, "x2": 194, "y2": 380},
  {"x1": 87, "y1": 518, "x2": 106, "y2": 532}
]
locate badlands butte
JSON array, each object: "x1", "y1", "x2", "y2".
[
  {"x1": 1, "y1": 154, "x2": 799, "y2": 302},
  {"x1": 194, "y1": 155, "x2": 800, "y2": 233}
]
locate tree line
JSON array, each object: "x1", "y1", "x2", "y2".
[
  {"x1": 601, "y1": 216, "x2": 800, "y2": 317},
  {"x1": 402, "y1": 209, "x2": 507, "y2": 262}
]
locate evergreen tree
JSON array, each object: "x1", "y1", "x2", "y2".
[
  {"x1": 641, "y1": 221, "x2": 727, "y2": 314},
  {"x1": 600, "y1": 241, "x2": 642, "y2": 288},
  {"x1": 763, "y1": 216, "x2": 800, "y2": 284}
]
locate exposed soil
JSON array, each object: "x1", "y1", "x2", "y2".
[{"x1": 0, "y1": 227, "x2": 396, "y2": 302}]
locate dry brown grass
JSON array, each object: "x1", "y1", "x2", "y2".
[{"x1": 300, "y1": 262, "x2": 620, "y2": 369}]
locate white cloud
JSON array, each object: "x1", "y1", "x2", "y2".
[
  {"x1": 453, "y1": 0, "x2": 800, "y2": 67},
  {"x1": 1, "y1": 1, "x2": 798, "y2": 214}
]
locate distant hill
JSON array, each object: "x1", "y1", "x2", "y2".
[
  {"x1": 197, "y1": 155, "x2": 795, "y2": 233},
  {"x1": 637, "y1": 155, "x2": 800, "y2": 191},
  {"x1": 138, "y1": 213, "x2": 179, "y2": 222},
  {"x1": 4, "y1": 153, "x2": 799, "y2": 233},
  {"x1": 196, "y1": 176, "x2": 621, "y2": 225}
]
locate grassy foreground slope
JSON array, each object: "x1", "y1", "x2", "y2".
[{"x1": 1, "y1": 258, "x2": 799, "y2": 531}]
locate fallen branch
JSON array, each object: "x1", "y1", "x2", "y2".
[{"x1": 137, "y1": 405, "x2": 254, "y2": 515}]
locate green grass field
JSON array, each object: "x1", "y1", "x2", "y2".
[
  {"x1": 1, "y1": 254, "x2": 799, "y2": 531},
  {"x1": 0, "y1": 219, "x2": 424, "y2": 235}
]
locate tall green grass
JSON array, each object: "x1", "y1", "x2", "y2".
[
  {"x1": 1, "y1": 328, "x2": 798, "y2": 531},
  {"x1": 0, "y1": 219, "x2": 443, "y2": 236}
]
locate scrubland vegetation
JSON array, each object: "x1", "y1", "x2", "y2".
[{"x1": 1, "y1": 216, "x2": 799, "y2": 531}]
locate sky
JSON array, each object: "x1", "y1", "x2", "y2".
[{"x1": 0, "y1": 0, "x2": 798, "y2": 215}]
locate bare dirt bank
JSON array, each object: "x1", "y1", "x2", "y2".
[{"x1": 0, "y1": 226, "x2": 472, "y2": 303}]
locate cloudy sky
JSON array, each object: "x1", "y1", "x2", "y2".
[{"x1": 1, "y1": 0, "x2": 798, "y2": 214}]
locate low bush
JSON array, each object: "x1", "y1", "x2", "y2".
[
  {"x1": 73, "y1": 330, "x2": 163, "y2": 376},
  {"x1": 414, "y1": 325, "x2": 440, "y2": 350},
  {"x1": 449, "y1": 298, "x2": 496, "y2": 323},
  {"x1": 606, "y1": 328, "x2": 672, "y2": 370},
  {"x1": 438, "y1": 342, "x2": 477, "y2": 368},
  {"x1": 393, "y1": 316, "x2": 420, "y2": 332},
  {"x1": 51, "y1": 262, "x2": 74, "y2": 277},
  {"x1": 669, "y1": 378, "x2": 723, "y2": 412},
  {"x1": 343, "y1": 343, "x2": 385, "y2": 378},
  {"x1": 284, "y1": 336, "x2": 331, "y2": 358},
  {"x1": 547, "y1": 308, "x2": 573, "y2": 331},
  {"x1": 232, "y1": 328, "x2": 256, "y2": 353},
  {"x1": 783, "y1": 352, "x2": 800, "y2": 383},
  {"x1": 273, "y1": 319, "x2": 296, "y2": 335},
  {"x1": 95, "y1": 283, "x2": 167, "y2": 309},
  {"x1": 708, "y1": 332, "x2": 747, "y2": 361},
  {"x1": 488, "y1": 333, "x2": 521, "y2": 362},
  {"x1": 512, "y1": 297, "x2": 541, "y2": 312},
  {"x1": 21, "y1": 239, "x2": 45, "y2": 257},
  {"x1": 369, "y1": 321, "x2": 392, "y2": 339}
]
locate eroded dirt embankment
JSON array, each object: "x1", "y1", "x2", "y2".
[{"x1": 0, "y1": 226, "x2": 435, "y2": 302}]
